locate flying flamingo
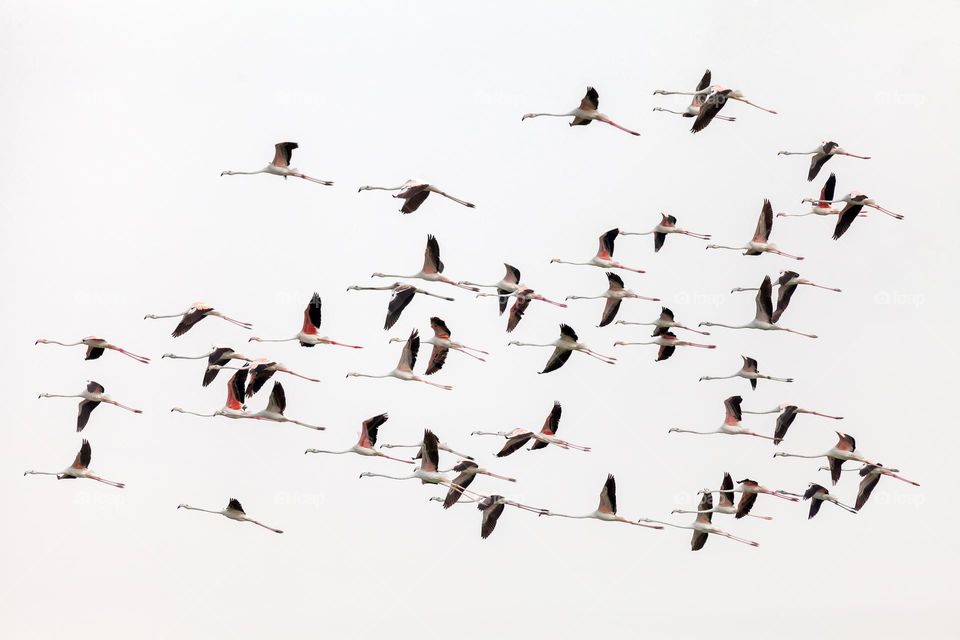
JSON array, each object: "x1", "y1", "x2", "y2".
[
  {"x1": 428, "y1": 494, "x2": 549, "y2": 539},
  {"x1": 797, "y1": 483, "x2": 858, "y2": 519},
  {"x1": 654, "y1": 75, "x2": 777, "y2": 114},
  {"x1": 742, "y1": 403, "x2": 843, "y2": 420},
  {"x1": 35, "y1": 336, "x2": 150, "y2": 364},
  {"x1": 464, "y1": 264, "x2": 565, "y2": 315},
  {"x1": 346, "y1": 329, "x2": 452, "y2": 390},
  {"x1": 508, "y1": 323, "x2": 616, "y2": 373},
  {"x1": 144, "y1": 302, "x2": 252, "y2": 337},
  {"x1": 551, "y1": 228, "x2": 645, "y2": 273},
  {"x1": 371, "y1": 235, "x2": 480, "y2": 292},
  {"x1": 170, "y1": 368, "x2": 249, "y2": 420},
  {"x1": 699, "y1": 275, "x2": 818, "y2": 338},
  {"x1": 472, "y1": 401, "x2": 591, "y2": 456},
  {"x1": 815, "y1": 192, "x2": 905, "y2": 240},
  {"x1": 614, "y1": 331, "x2": 716, "y2": 361},
  {"x1": 358, "y1": 179, "x2": 475, "y2": 213},
  {"x1": 522, "y1": 87, "x2": 641, "y2": 136},
  {"x1": 822, "y1": 464, "x2": 920, "y2": 511},
  {"x1": 651, "y1": 69, "x2": 737, "y2": 124},
  {"x1": 539, "y1": 474, "x2": 663, "y2": 530},
  {"x1": 24, "y1": 439, "x2": 124, "y2": 488},
  {"x1": 731, "y1": 270, "x2": 841, "y2": 322},
  {"x1": 742, "y1": 404, "x2": 843, "y2": 445},
  {"x1": 215, "y1": 357, "x2": 321, "y2": 398},
  {"x1": 220, "y1": 141, "x2": 332, "y2": 185},
  {"x1": 359, "y1": 429, "x2": 475, "y2": 491},
  {"x1": 777, "y1": 141, "x2": 870, "y2": 181},
  {"x1": 388, "y1": 317, "x2": 487, "y2": 374},
  {"x1": 619, "y1": 214, "x2": 711, "y2": 252},
  {"x1": 346, "y1": 282, "x2": 454, "y2": 331},
  {"x1": 304, "y1": 413, "x2": 413, "y2": 463},
  {"x1": 39, "y1": 381, "x2": 142, "y2": 432},
  {"x1": 706, "y1": 200, "x2": 803, "y2": 260},
  {"x1": 440, "y1": 460, "x2": 517, "y2": 509},
  {"x1": 479, "y1": 286, "x2": 567, "y2": 333},
  {"x1": 672, "y1": 473, "x2": 773, "y2": 521},
  {"x1": 243, "y1": 381, "x2": 323, "y2": 430},
  {"x1": 161, "y1": 347, "x2": 254, "y2": 387},
  {"x1": 698, "y1": 477, "x2": 800, "y2": 513},
  {"x1": 616, "y1": 307, "x2": 711, "y2": 336},
  {"x1": 773, "y1": 432, "x2": 882, "y2": 485},
  {"x1": 777, "y1": 174, "x2": 852, "y2": 218},
  {"x1": 248, "y1": 292, "x2": 363, "y2": 349},
  {"x1": 177, "y1": 498, "x2": 283, "y2": 534},
  {"x1": 566, "y1": 272, "x2": 660, "y2": 327},
  {"x1": 647, "y1": 493, "x2": 759, "y2": 550},
  {"x1": 699, "y1": 355, "x2": 793, "y2": 390},
  {"x1": 667, "y1": 396, "x2": 774, "y2": 440}
]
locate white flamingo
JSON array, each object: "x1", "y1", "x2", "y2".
[
  {"x1": 305, "y1": 413, "x2": 413, "y2": 463},
  {"x1": 539, "y1": 474, "x2": 663, "y2": 529},
  {"x1": 248, "y1": 292, "x2": 363, "y2": 349},
  {"x1": 358, "y1": 179, "x2": 475, "y2": 213},
  {"x1": 39, "y1": 381, "x2": 142, "y2": 432},
  {"x1": 144, "y1": 302, "x2": 252, "y2": 337},
  {"x1": 651, "y1": 69, "x2": 737, "y2": 124},
  {"x1": 672, "y1": 473, "x2": 773, "y2": 521},
  {"x1": 161, "y1": 347, "x2": 255, "y2": 387},
  {"x1": 566, "y1": 272, "x2": 659, "y2": 327},
  {"x1": 522, "y1": 86, "x2": 641, "y2": 136},
  {"x1": 616, "y1": 307, "x2": 711, "y2": 336},
  {"x1": 346, "y1": 329, "x2": 452, "y2": 390},
  {"x1": 177, "y1": 498, "x2": 283, "y2": 534},
  {"x1": 706, "y1": 200, "x2": 803, "y2": 260},
  {"x1": 347, "y1": 282, "x2": 454, "y2": 330},
  {"x1": 777, "y1": 140, "x2": 870, "y2": 181},
  {"x1": 551, "y1": 228, "x2": 645, "y2": 273},
  {"x1": 730, "y1": 270, "x2": 840, "y2": 323},
  {"x1": 221, "y1": 142, "x2": 332, "y2": 185},
  {"x1": 35, "y1": 336, "x2": 150, "y2": 364},
  {"x1": 508, "y1": 324, "x2": 616, "y2": 373},
  {"x1": 24, "y1": 439, "x2": 124, "y2": 488},
  {"x1": 614, "y1": 331, "x2": 716, "y2": 362},
  {"x1": 388, "y1": 317, "x2": 487, "y2": 374},
  {"x1": 700, "y1": 355, "x2": 793, "y2": 390},
  {"x1": 667, "y1": 396, "x2": 774, "y2": 440},
  {"x1": 646, "y1": 492, "x2": 760, "y2": 550},
  {"x1": 619, "y1": 213, "x2": 711, "y2": 252},
  {"x1": 372, "y1": 235, "x2": 480, "y2": 292},
  {"x1": 699, "y1": 275, "x2": 818, "y2": 338},
  {"x1": 774, "y1": 432, "x2": 883, "y2": 485}
]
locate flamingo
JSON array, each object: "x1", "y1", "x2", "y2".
[
  {"x1": 620, "y1": 214, "x2": 711, "y2": 252},
  {"x1": 647, "y1": 493, "x2": 759, "y2": 550},
  {"x1": 566, "y1": 272, "x2": 660, "y2": 327},
  {"x1": 177, "y1": 498, "x2": 283, "y2": 534},
  {"x1": 428, "y1": 494, "x2": 550, "y2": 539},
  {"x1": 614, "y1": 331, "x2": 716, "y2": 362},
  {"x1": 170, "y1": 368, "x2": 249, "y2": 420},
  {"x1": 244, "y1": 381, "x2": 323, "y2": 430},
  {"x1": 35, "y1": 336, "x2": 150, "y2": 364},
  {"x1": 220, "y1": 141, "x2": 332, "y2": 185},
  {"x1": 777, "y1": 141, "x2": 870, "y2": 182},
  {"x1": 777, "y1": 174, "x2": 850, "y2": 218},
  {"x1": 359, "y1": 429, "x2": 474, "y2": 491},
  {"x1": 522, "y1": 86, "x2": 641, "y2": 136},
  {"x1": 667, "y1": 396, "x2": 774, "y2": 440},
  {"x1": 551, "y1": 228, "x2": 645, "y2": 273},
  {"x1": 706, "y1": 200, "x2": 803, "y2": 260},
  {"x1": 654, "y1": 75, "x2": 777, "y2": 114},
  {"x1": 651, "y1": 69, "x2": 737, "y2": 124},
  {"x1": 440, "y1": 460, "x2": 517, "y2": 509},
  {"x1": 248, "y1": 292, "x2": 363, "y2": 349},
  {"x1": 616, "y1": 307, "x2": 711, "y2": 336},
  {"x1": 472, "y1": 401, "x2": 591, "y2": 456},
  {"x1": 371, "y1": 235, "x2": 480, "y2": 292},
  {"x1": 742, "y1": 403, "x2": 843, "y2": 420},
  {"x1": 797, "y1": 483, "x2": 858, "y2": 519},
  {"x1": 24, "y1": 439, "x2": 124, "y2": 488},
  {"x1": 731, "y1": 270, "x2": 841, "y2": 322},
  {"x1": 699, "y1": 275, "x2": 818, "y2": 338},
  {"x1": 743, "y1": 404, "x2": 843, "y2": 445},
  {"x1": 346, "y1": 282, "x2": 454, "y2": 330},
  {"x1": 479, "y1": 286, "x2": 567, "y2": 333},
  {"x1": 161, "y1": 347, "x2": 254, "y2": 387},
  {"x1": 379, "y1": 438, "x2": 475, "y2": 462},
  {"x1": 39, "y1": 381, "x2": 142, "y2": 432},
  {"x1": 508, "y1": 324, "x2": 616, "y2": 374},
  {"x1": 388, "y1": 317, "x2": 487, "y2": 374},
  {"x1": 698, "y1": 478, "x2": 800, "y2": 511},
  {"x1": 208, "y1": 357, "x2": 320, "y2": 398},
  {"x1": 304, "y1": 413, "x2": 413, "y2": 463},
  {"x1": 346, "y1": 329, "x2": 452, "y2": 390},
  {"x1": 144, "y1": 302, "x2": 252, "y2": 337},
  {"x1": 815, "y1": 192, "x2": 905, "y2": 240},
  {"x1": 773, "y1": 432, "x2": 882, "y2": 485},
  {"x1": 358, "y1": 179, "x2": 475, "y2": 213},
  {"x1": 464, "y1": 264, "x2": 565, "y2": 315},
  {"x1": 672, "y1": 473, "x2": 773, "y2": 521},
  {"x1": 824, "y1": 464, "x2": 920, "y2": 511},
  {"x1": 699, "y1": 355, "x2": 793, "y2": 390},
  {"x1": 539, "y1": 474, "x2": 663, "y2": 529}
]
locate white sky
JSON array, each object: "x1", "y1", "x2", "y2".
[{"x1": 2, "y1": 2, "x2": 957, "y2": 638}]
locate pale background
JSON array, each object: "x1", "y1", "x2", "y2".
[{"x1": 2, "y1": 2, "x2": 956, "y2": 638}]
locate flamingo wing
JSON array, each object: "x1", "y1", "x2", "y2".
[
  {"x1": 559, "y1": 324, "x2": 579, "y2": 342},
  {"x1": 479, "y1": 496, "x2": 506, "y2": 539},
  {"x1": 420, "y1": 429, "x2": 440, "y2": 472},
  {"x1": 423, "y1": 235, "x2": 444, "y2": 274},
  {"x1": 540, "y1": 347, "x2": 572, "y2": 374},
  {"x1": 855, "y1": 471, "x2": 881, "y2": 511},
  {"x1": 227, "y1": 498, "x2": 245, "y2": 513},
  {"x1": 773, "y1": 406, "x2": 798, "y2": 444},
  {"x1": 86, "y1": 381, "x2": 105, "y2": 394},
  {"x1": 266, "y1": 381, "x2": 286, "y2": 415},
  {"x1": 172, "y1": 307, "x2": 207, "y2": 338},
  {"x1": 273, "y1": 142, "x2": 297, "y2": 168},
  {"x1": 226, "y1": 368, "x2": 248, "y2": 410},
  {"x1": 690, "y1": 89, "x2": 729, "y2": 133},
  {"x1": 753, "y1": 199, "x2": 774, "y2": 242},
  {"x1": 430, "y1": 317, "x2": 451, "y2": 339},
  {"x1": 724, "y1": 395, "x2": 743, "y2": 423},
  {"x1": 503, "y1": 263, "x2": 521, "y2": 285},
  {"x1": 359, "y1": 413, "x2": 388, "y2": 448},
  {"x1": 819, "y1": 173, "x2": 837, "y2": 205},
  {"x1": 302, "y1": 293, "x2": 322, "y2": 335},
  {"x1": 385, "y1": 286, "x2": 416, "y2": 330},
  {"x1": 755, "y1": 275, "x2": 774, "y2": 323},
  {"x1": 72, "y1": 439, "x2": 92, "y2": 469},
  {"x1": 506, "y1": 293, "x2": 532, "y2": 332},
  {"x1": 691, "y1": 529, "x2": 710, "y2": 551},
  {"x1": 541, "y1": 401, "x2": 562, "y2": 436},
  {"x1": 655, "y1": 343, "x2": 676, "y2": 362},
  {"x1": 245, "y1": 362, "x2": 277, "y2": 398},
  {"x1": 598, "y1": 474, "x2": 617, "y2": 514},
  {"x1": 204, "y1": 348, "x2": 235, "y2": 387},
  {"x1": 828, "y1": 457, "x2": 845, "y2": 485},
  {"x1": 653, "y1": 232, "x2": 667, "y2": 252},
  {"x1": 597, "y1": 228, "x2": 618, "y2": 259},
  {"x1": 400, "y1": 188, "x2": 430, "y2": 214},
  {"x1": 720, "y1": 473, "x2": 735, "y2": 507},
  {"x1": 695, "y1": 69, "x2": 712, "y2": 93},
  {"x1": 579, "y1": 87, "x2": 600, "y2": 112},
  {"x1": 442, "y1": 470, "x2": 477, "y2": 508},
  {"x1": 77, "y1": 399, "x2": 100, "y2": 432},
  {"x1": 807, "y1": 144, "x2": 835, "y2": 181},
  {"x1": 832, "y1": 202, "x2": 865, "y2": 240},
  {"x1": 424, "y1": 344, "x2": 449, "y2": 375},
  {"x1": 735, "y1": 491, "x2": 758, "y2": 519},
  {"x1": 399, "y1": 330, "x2": 420, "y2": 372},
  {"x1": 85, "y1": 346, "x2": 105, "y2": 360},
  {"x1": 496, "y1": 431, "x2": 534, "y2": 457},
  {"x1": 599, "y1": 298, "x2": 622, "y2": 327}
]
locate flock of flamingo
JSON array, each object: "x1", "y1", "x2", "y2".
[{"x1": 27, "y1": 73, "x2": 917, "y2": 548}]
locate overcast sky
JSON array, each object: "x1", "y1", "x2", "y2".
[{"x1": 2, "y1": 2, "x2": 957, "y2": 638}]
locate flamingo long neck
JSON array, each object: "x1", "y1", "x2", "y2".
[
  {"x1": 672, "y1": 428, "x2": 717, "y2": 435},
  {"x1": 145, "y1": 312, "x2": 185, "y2": 319},
  {"x1": 180, "y1": 505, "x2": 222, "y2": 514},
  {"x1": 24, "y1": 470, "x2": 60, "y2": 477},
  {"x1": 527, "y1": 111, "x2": 575, "y2": 118},
  {"x1": 306, "y1": 449, "x2": 350, "y2": 455},
  {"x1": 361, "y1": 185, "x2": 404, "y2": 191},
  {"x1": 364, "y1": 472, "x2": 416, "y2": 480},
  {"x1": 41, "y1": 340, "x2": 82, "y2": 347},
  {"x1": 250, "y1": 337, "x2": 297, "y2": 343},
  {"x1": 553, "y1": 259, "x2": 592, "y2": 266},
  {"x1": 40, "y1": 393, "x2": 81, "y2": 399},
  {"x1": 164, "y1": 352, "x2": 210, "y2": 360},
  {"x1": 646, "y1": 520, "x2": 691, "y2": 530},
  {"x1": 704, "y1": 322, "x2": 751, "y2": 329},
  {"x1": 175, "y1": 409, "x2": 217, "y2": 418},
  {"x1": 223, "y1": 169, "x2": 267, "y2": 175}
]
